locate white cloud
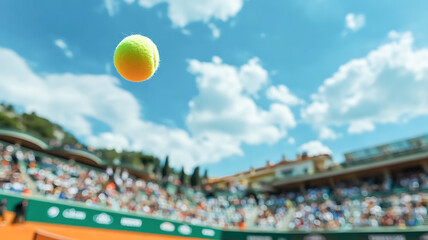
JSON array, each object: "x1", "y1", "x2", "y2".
[
  {"x1": 181, "y1": 29, "x2": 191, "y2": 36},
  {"x1": 0, "y1": 48, "x2": 200, "y2": 170},
  {"x1": 105, "y1": 63, "x2": 112, "y2": 74},
  {"x1": 54, "y1": 39, "x2": 67, "y2": 49},
  {"x1": 104, "y1": 0, "x2": 120, "y2": 16},
  {"x1": 345, "y1": 13, "x2": 365, "y2": 32},
  {"x1": 87, "y1": 133, "x2": 129, "y2": 152},
  {"x1": 138, "y1": 0, "x2": 243, "y2": 28},
  {"x1": 186, "y1": 56, "x2": 296, "y2": 146},
  {"x1": 0, "y1": 48, "x2": 297, "y2": 171},
  {"x1": 266, "y1": 84, "x2": 304, "y2": 106},
  {"x1": 302, "y1": 31, "x2": 428, "y2": 137},
  {"x1": 208, "y1": 23, "x2": 221, "y2": 39},
  {"x1": 0, "y1": 48, "x2": 139, "y2": 137},
  {"x1": 65, "y1": 50, "x2": 73, "y2": 58},
  {"x1": 105, "y1": 0, "x2": 243, "y2": 35},
  {"x1": 288, "y1": 137, "x2": 295, "y2": 144},
  {"x1": 54, "y1": 39, "x2": 73, "y2": 58},
  {"x1": 299, "y1": 141, "x2": 332, "y2": 157},
  {"x1": 238, "y1": 58, "x2": 268, "y2": 97},
  {"x1": 319, "y1": 127, "x2": 338, "y2": 140},
  {"x1": 348, "y1": 120, "x2": 374, "y2": 134}
]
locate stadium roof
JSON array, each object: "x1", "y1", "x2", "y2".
[
  {"x1": 0, "y1": 128, "x2": 150, "y2": 178},
  {"x1": 48, "y1": 148, "x2": 104, "y2": 168},
  {"x1": 273, "y1": 148, "x2": 428, "y2": 188},
  {"x1": 209, "y1": 154, "x2": 331, "y2": 184},
  {"x1": 0, "y1": 128, "x2": 49, "y2": 150}
]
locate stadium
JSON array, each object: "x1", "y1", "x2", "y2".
[
  {"x1": 2, "y1": 1, "x2": 428, "y2": 240},
  {"x1": 1, "y1": 125, "x2": 428, "y2": 239}
]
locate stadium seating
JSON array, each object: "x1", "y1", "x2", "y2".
[{"x1": 1, "y1": 140, "x2": 428, "y2": 232}]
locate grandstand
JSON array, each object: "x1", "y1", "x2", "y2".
[{"x1": 1, "y1": 128, "x2": 428, "y2": 239}]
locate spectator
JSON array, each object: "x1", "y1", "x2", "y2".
[
  {"x1": 0, "y1": 199, "x2": 6, "y2": 226},
  {"x1": 12, "y1": 199, "x2": 27, "y2": 224}
]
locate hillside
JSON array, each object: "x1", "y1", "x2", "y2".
[{"x1": 0, "y1": 103, "x2": 158, "y2": 172}]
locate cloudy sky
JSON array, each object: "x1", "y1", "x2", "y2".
[{"x1": 2, "y1": 0, "x2": 428, "y2": 176}]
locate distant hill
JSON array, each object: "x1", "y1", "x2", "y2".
[
  {"x1": 0, "y1": 103, "x2": 79, "y2": 145},
  {"x1": 0, "y1": 103, "x2": 158, "y2": 172},
  {"x1": 0, "y1": 102, "x2": 205, "y2": 184}
]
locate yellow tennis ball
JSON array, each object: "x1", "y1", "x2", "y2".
[{"x1": 114, "y1": 35, "x2": 159, "y2": 82}]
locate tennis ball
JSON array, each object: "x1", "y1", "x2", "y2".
[{"x1": 114, "y1": 35, "x2": 159, "y2": 82}]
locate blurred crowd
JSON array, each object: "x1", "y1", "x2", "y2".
[
  {"x1": 396, "y1": 171, "x2": 428, "y2": 191},
  {"x1": 1, "y1": 141, "x2": 428, "y2": 231},
  {"x1": 289, "y1": 191, "x2": 427, "y2": 230},
  {"x1": 0, "y1": 143, "x2": 31, "y2": 195},
  {"x1": 2, "y1": 142, "x2": 250, "y2": 228}
]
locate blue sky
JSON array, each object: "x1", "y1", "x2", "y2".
[{"x1": 2, "y1": 0, "x2": 428, "y2": 176}]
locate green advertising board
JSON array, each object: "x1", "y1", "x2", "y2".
[{"x1": 0, "y1": 191, "x2": 221, "y2": 239}]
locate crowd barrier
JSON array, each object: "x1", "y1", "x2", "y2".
[
  {"x1": 1, "y1": 191, "x2": 428, "y2": 240},
  {"x1": 222, "y1": 229, "x2": 428, "y2": 240}
]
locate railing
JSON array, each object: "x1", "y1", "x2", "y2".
[
  {"x1": 221, "y1": 228, "x2": 428, "y2": 240},
  {"x1": 344, "y1": 144, "x2": 428, "y2": 167}
]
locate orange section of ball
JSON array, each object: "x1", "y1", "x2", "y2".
[{"x1": 114, "y1": 35, "x2": 159, "y2": 82}]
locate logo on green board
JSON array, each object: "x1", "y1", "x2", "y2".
[
  {"x1": 160, "y1": 222, "x2": 175, "y2": 232},
  {"x1": 247, "y1": 236, "x2": 272, "y2": 240},
  {"x1": 202, "y1": 229, "x2": 215, "y2": 236},
  {"x1": 368, "y1": 235, "x2": 405, "y2": 240},
  {"x1": 47, "y1": 207, "x2": 60, "y2": 218},
  {"x1": 94, "y1": 213, "x2": 113, "y2": 225},
  {"x1": 120, "y1": 217, "x2": 142, "y2": 227},
  {"x1": 63, "y1": 208, "x2": 86, "y2": 220},
  {"x1": 178, "y1": 225, "x2": 192, "y2": 235},
  {"x1": 303, "y1": 235, "x2": 326, "y2": 240}
]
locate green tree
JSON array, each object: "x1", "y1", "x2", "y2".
[
  {"x1": 0, "y1": 111, "x2": 19, "y2": 129},
  {"x1": 190, "y1": 166, "x2": 201, "y2": 187},
  {"x1": 141, "y1": 155, "x2": 160, "y2": 167},
  {"x1": 162, "y1": 156, "x2": 170, "y2": 178},
  {"x1": 5, "y1": 104, "x2": 14, "y2": 112},
  {"x1": 62, "y1": 132, "x2": 79, "y2": 146},
  {"x1": 96, "y1": 149, "x2": 120, "y2": 164},
  {"x1": 120, "y1": 151, "x2": 143, "y2": 168},
  {"x1": 22, "y1": 112, "x2": 55, "y2": 139},
  {"x1": 179, "y1": 167, "x2": 187, "y2": 186}
]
